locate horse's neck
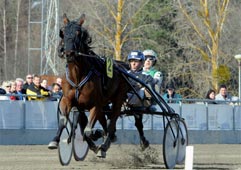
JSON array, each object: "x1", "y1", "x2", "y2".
[{"x1": 68, "y1": 56, "x2": 91, "y2": 78}]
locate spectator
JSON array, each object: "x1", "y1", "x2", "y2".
[
  {"x1": 22, "y1": 74, "x2": 33, "y2": 94},
  {"x1": 126, "y1": 50, "x2": 157, "y2": 109},
  {"x1": 26, "y1": 75, "x2": 51, "y2": 101},
  {"x1": 56, "y1": 77, "x2": 62, "y2": 87},
  {"x1": 15, "y1": 78, "x2": 25, "y2": 100},
  {"x1": 40, "y1": 79, "x2": 48, "y2": 89},
  {"x1": 205, "y1": 89, "x2": 217, "y2": 104},
  {"x1": 162, "y1": 84, "x2": 182, "y2": 103},
  {"x1": 215, "y1": 84, "x2": 232, "y2": 103},
  {"x1": 9, "y1": 80, "x2": 17, "y2": 100},
  {"x1": 48, "y1": 83, "x2": 62, "y2": 101},
  {"x1": 143, "y1": 49, "x2": 163, "y2": 93},
  {"x1": 0, "y1": 87, "x2": 6, "y2": 95},
  {"x1": 0, "y1": 81, "x2": 11, "y2": 100}
]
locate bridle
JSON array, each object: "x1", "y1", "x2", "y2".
[{"x1": 60, "y1": 21, "x2": 100, "y2": 101}]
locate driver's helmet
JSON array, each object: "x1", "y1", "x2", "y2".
[
  {"x1": 127, "y1": 50, "x2": 145, "y2": 62},
  {"x1": 143, "y1": 49, "x2": 157, "y2": 66}
]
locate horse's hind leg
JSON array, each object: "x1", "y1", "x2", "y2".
[
  {"x1": 94, "y1": 112, "x2": 110, "y2": 158},
  {"x1": 134, "y1": 114, "x2": 149, "y2": 150},
  {"x1": 97, "y1": 102, "x2": 122, "y2": 156},
  {"x1": 83, "y1": 107, "x2": 101, "y2": 154},
  {"x1": 105, "y1": 110, "x2": 117, "y2": 142}
]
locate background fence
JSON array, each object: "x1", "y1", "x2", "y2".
[{"x1": 1, "y1": 100, "x2": 241, "y2": 144}]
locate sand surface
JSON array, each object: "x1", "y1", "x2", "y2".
[{"x1": 0, "y1": 144, "x2": 241, "y2": 170}]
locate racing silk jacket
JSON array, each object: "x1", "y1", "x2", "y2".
[
  {"x1": 143, "y1": 67, "x2": 163, "y2": 84},
  {"x1": 143, "y1": 67, "x2": 158, "y2": 77},
  {"x1": 26, "y1": 84, "x2": 50, "y2": 101},
  {"x1": 143, "y1": 67, "x2": 163, "y2": 93}
]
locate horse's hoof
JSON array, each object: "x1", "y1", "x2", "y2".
[
  {"x1": 90, "y1": 129, "x2": 104, "y2": 141},
  {"x1": 48, "y1": 141, "x2": 58, "y2": 150},
  {"x1": 110, "y1": 134, "x2": 117, "y2": 143},
  {"x1": 96, "y1": 149, "x2": 106, "y2": 158},
  {"x1": 141, "y1": 139, "x2": 150, "y2": 151}
]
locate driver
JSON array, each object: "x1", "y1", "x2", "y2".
[
  {"x1": 143, "y1": 49, "x2": 163, "y2": 93},
  {"x1": 127, "y1": 50, "x2": 157, "y2": 110}
]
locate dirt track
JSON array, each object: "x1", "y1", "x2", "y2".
[{"x1": 0, "y1": 144, "x2": 241, "y2": 170}]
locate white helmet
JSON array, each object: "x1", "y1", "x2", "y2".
[{"x1": 143, "y1": 49, "x2": 157, "y2": 66}]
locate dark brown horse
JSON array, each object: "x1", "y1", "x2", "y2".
[{"x1": 48, "y1": 13, "x2": 130, "y2": 157}]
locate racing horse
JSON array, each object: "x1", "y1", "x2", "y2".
[{"x1": 48, "y1": 13, "x2": 130, "y2": 157}]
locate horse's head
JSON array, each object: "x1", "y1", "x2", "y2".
[{"x1": 59, "y1": 13, "x2": 92, "y2": 57}]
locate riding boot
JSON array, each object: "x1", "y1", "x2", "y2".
[{"x1": 48, "y1": 116, "x2": 66, "y2": 149}]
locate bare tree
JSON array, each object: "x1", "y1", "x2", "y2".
[
  {"x1": 177, "y1": 0, "x2": 230, "y2": 91},
  {"x1": 84, "y1": 0, "x2": 150, "y2": 61}
]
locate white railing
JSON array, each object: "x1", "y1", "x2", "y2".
[{"x1": 1, "y1": 99, "x2": 241, "y2": 130}]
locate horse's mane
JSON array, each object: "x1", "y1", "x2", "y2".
[
  {"x1": 80, "y1": 26, "x2": 92, "y2": 52},
  {"x1": 80, "y1": 30, "x2": 129, "y2": 72},
  {"x1": 83, "y1": 52, "x2": 129, "y2": 74},
  {"x1": 63, "y1": 19, "x2": 129, "y2": 73}
]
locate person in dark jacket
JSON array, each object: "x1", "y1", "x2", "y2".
[
  {"x1": 162, "y1": 84, "x2": 182, "y2": 103},
  {"x1": 126, "y1": 50, "x2": 157, "y2": 108},
  {"x1": 26, "y1": 75, "x2": 51, "y2": 101},
  {"x1": 22, "y1": 74, "x2": 33, "y2": 94},
  {"x1": 0, "y1": 87, "x2": 6, "y2": 94}
]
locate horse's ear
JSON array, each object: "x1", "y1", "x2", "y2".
[
  {"x1": 63, "y1": 13, "x2": 69, "y2": 25},
  {"x1": 79, "y1": 14, "x2": 85, "y2": 26}
]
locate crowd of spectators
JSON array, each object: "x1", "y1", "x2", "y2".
[
  {"x1": 0, "y1": 74, "x2": 63, "y2": 101},
  {"x1": 0, "y1": 72, "x2": 237, "y2": 105},
  {"x1": 205, "y1": 84, "x2": 239, "y2": 105}
]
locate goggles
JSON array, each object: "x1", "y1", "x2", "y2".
[{"x1": 145, "y1": 56, "x2": 155, "y2": 61}]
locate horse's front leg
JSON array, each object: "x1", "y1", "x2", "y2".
[
  {"x1": 83, "y1": 107, "x2": 100, "y2": 154},
  {"x1": 76, "y1": 107, "x2": 88, "y2": 135},
  {"x1": 48, "y1": 96, "x2": 72, "y2": 149}
]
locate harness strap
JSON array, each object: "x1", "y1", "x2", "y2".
[{"x1": 65, "y1": 64, "x2": 95, "y2": 100}]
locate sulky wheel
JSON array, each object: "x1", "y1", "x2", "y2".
[
  {"x1": 176, "y1": 118, "x2": 188, "y2": 164},
  {"x1": 163, "y1": 119, "x2": 179, "y2": 169},
  {"x1": 73, "y1": 122, "x2": 89, "y2": 161},
  {"x1": 58, "y1": 118, "x2": 73, "y2": 166}
]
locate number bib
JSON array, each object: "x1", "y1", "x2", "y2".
[{"x1": 106, "y1": 57, "x2": 113, "y2": 78}]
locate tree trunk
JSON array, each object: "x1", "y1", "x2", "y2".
[
  {"x1": 115, "y1": 0, "x2": 123, "y2": 61},
  {"x1": 3, "y1": 0, "x2": 7, "y2": 80},
  {"x1": 14, "y1": 0, "x2": 21, "y2": 77}
]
